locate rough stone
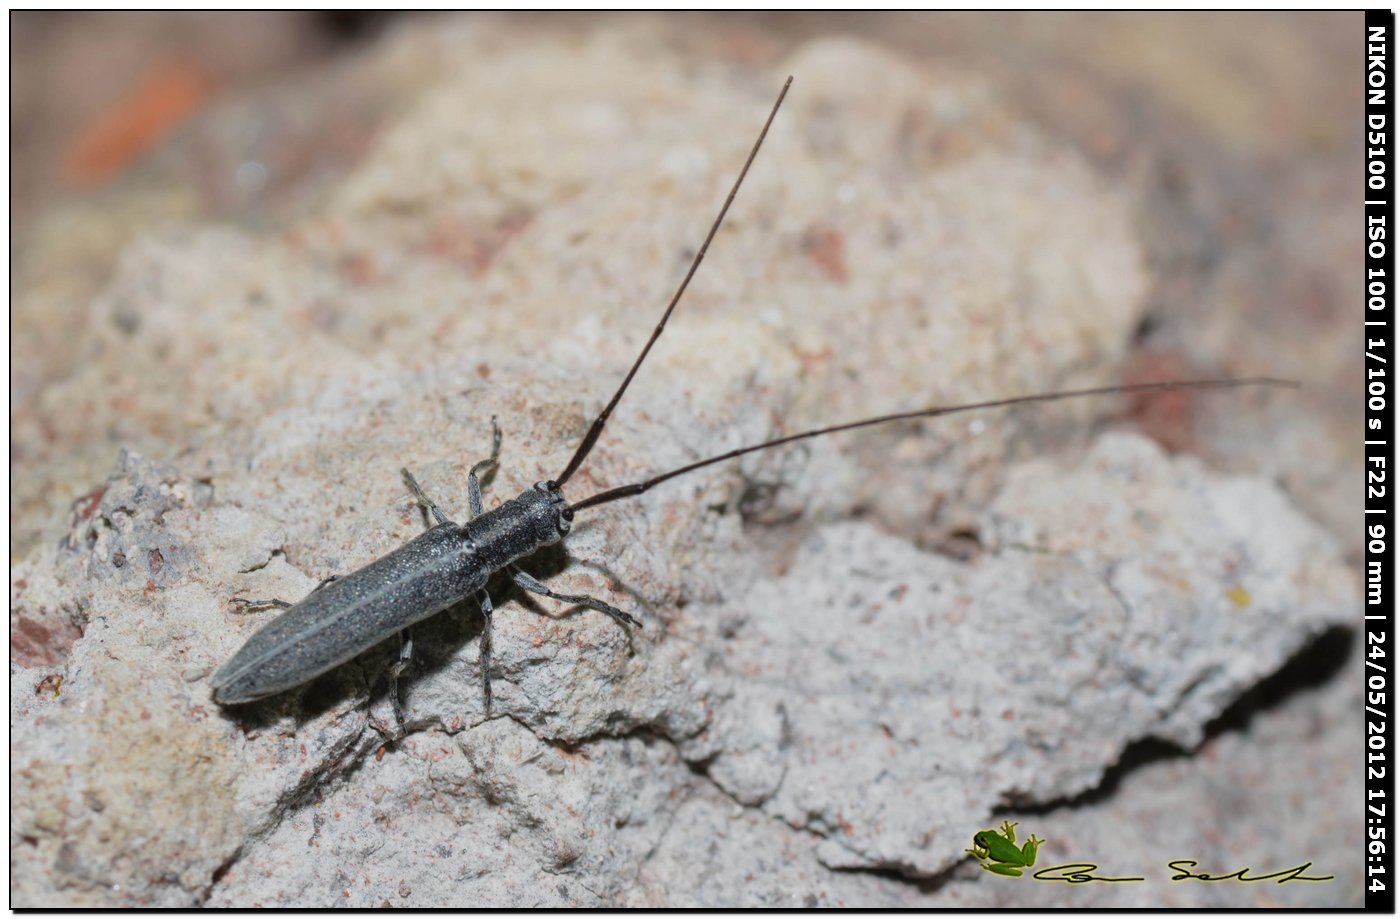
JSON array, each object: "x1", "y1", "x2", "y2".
[{"x1": 10, "y1": 17, "x2": 1360, "y2": 908}]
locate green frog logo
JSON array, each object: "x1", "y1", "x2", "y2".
[{"x1": 966, "y1": 820, "x2": 1044, "y2": 877}]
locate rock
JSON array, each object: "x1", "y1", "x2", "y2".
[{"x1": 10, "y1": 17, "x2": 1358, "y2": 908}]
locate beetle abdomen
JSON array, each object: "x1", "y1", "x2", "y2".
[{"x1": 212, "y1": 524, "x2": 484, "y2": 703}]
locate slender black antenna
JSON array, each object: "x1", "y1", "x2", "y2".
[
  {"x1": 569, "y1": 377, "x2": 1299, "y2": 512},
  {"x1": 555, "y1": 76, "x2": 794, "y2": 488}
]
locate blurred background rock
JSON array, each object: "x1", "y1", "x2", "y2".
[{"x1": 11, "y1": 11, "x2": 1359, "y2": 561}]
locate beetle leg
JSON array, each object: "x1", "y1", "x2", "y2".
[
  {"x1": 230, "y1": 571, "x2": 338, "y2": 615},
  {"x1": 476, "y1": 589, "x2": 494, "y2": 714},
  {"x1": 229, "y1": 597, "x2": 291, "y2": 611},
  {"x1": 385, "y1": 630, "x2": 414, "y2": 739},
  {"x1": 467, "y1": 416, "x2": 502, "y2": 519},
  {"x1": 401, "y1": 468, "x2": 452, "y2": 527},
  {"x1": 509, "y1": 566, "x2": 642, "y2": 630},
  {"x1": 233, "y1": 572, "x2": 337, "y2": 612}
]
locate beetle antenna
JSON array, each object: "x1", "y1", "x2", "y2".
[
  {"x1": 555, "y1": 76, "x2": 793, "y2": 488},
  {"x1": 568, "y1": 377, "x2": 1299, "y2": 512}
]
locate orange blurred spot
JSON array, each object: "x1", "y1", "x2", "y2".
[
  {"x1": 62, "y1": 59, "x2": 210, "y2": 188},
  {"x1": 426, "y1": 211, "x2": 533, "y2": 277},
  {"x1": 339, "y1": 253, "x2": 378, "y2": 286},
  {"x1": 801, "y1": 224, "x2": 848, "y2": 283},
  {"x1": 1121, "y1": 350, "x2": 1198, "y2": 453}
]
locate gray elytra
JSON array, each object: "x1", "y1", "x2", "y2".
[{"x1": 211, "y1": 76, "x2": 1293, "y2": 733}]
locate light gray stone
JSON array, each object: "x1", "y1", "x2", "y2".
[{"x1": 10, "y1": 18, "x2": 1359, "y2": 908}]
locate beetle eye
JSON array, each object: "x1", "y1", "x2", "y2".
[{"x1": 561, "y1": 507, "x2": 574, "y2": 522}]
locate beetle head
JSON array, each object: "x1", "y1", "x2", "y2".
[{"x1": 533, "y1": 480, "x2": 573, "y2": 537}]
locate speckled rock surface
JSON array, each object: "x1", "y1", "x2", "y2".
[{"x1": 11, "y1": 16, "x2": 1361, "y2": 908}]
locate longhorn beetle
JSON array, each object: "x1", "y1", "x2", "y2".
[{"x1": 211, "y1": 77, "x2": 1294, "y2": 731}]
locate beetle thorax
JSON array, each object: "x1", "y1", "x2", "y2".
[{"x1": 462, "y1": 480, "x2": 573, "y2": 571}]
